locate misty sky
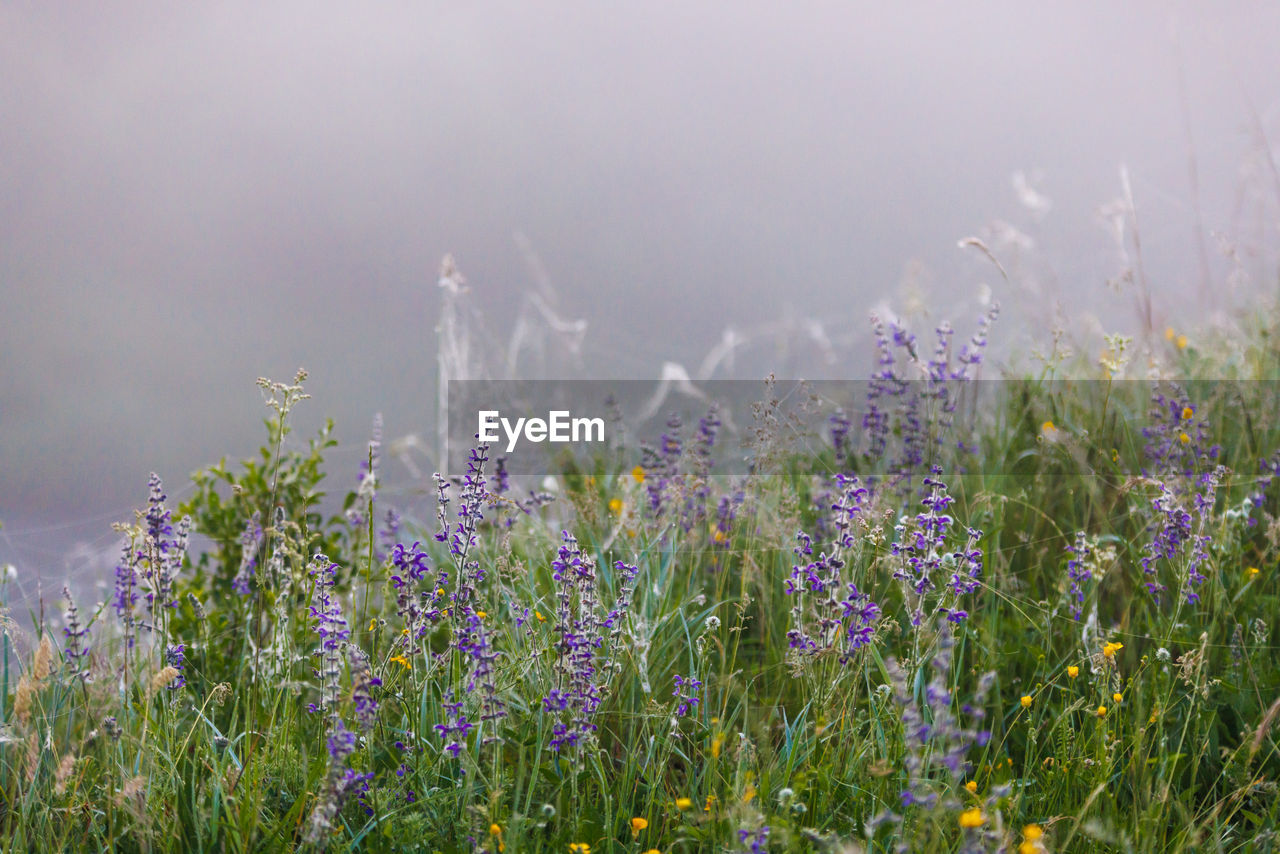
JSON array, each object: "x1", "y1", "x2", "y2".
[{"x1": 4, "y1": 2, "x2": 1280, "y2": 586}]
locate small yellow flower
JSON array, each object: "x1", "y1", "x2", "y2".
[
  {"x1": 959, "y1": 807, "x2": 985, "y2": 828},
  {"x1": 390, "y1": 655, "x2": 411, "y2": 670},
  {"x1": 742, "y1": 784, "x2": 757, "y2": 804},
  {"x1": 1179, "y1": 432, "x2": 1191, "y2": 444},
  {"x1": 569, "y1": 845, "x2": 591, "y2": 854},
  {"x1": 1176, "y1": 334, "x2": 1188, "y2": 349},
  {"x1": 1096, "y1": 705, "x2": 1108, "y2": 717},
  {"x1": 632, "y1": 465, "x2": 646, "y2": 483},
  {"x1": 675, "y1": 797, "x2": 693, "y2": 810},
  {"x1": 475, "y1": 610, "x2": 487, "y2": 619},
  {"x1": 535, "y1": 610, "x2": 546, "y2": 622},
  {"x1": 1102, "y1": 642, "x2": 1123, "y2": 660},
  {"x1": 1067, "y1": 665, "x2": 1079, "y2": 679},
  {"x1": 1113, "y1": 692, "x2": 1123, "y2": 704},
  {"x1": 490, "y1": 824, "x2": 502, "y2": 837},
  {"x1": 712, "y1": 527, "x2": 728, "y2": 544},
  {"x1": 368, "y1": 618, "x2": 378, "y2": 631},
  {"x1": 1247, "y1": 566, "x2": 1260, "y2": 579},
  {"x1": 704, "y1": 795, "x2": 716, "y2": 812},
  {"x1": 711, "y1": 733, "x2": 725, "y2": 759},
  {"x1": 964, "y1": 780, "x2": 978, "y2": 794},
  {"x1": 643, "y1": 850, "x2": 661, "y2": 854},
  {"x1": 609, "y1": 498, "x2": 623, "y2": 515},
  {"x1": 1019, "y1": 823, "x2": 1045, "y2": 854},
  {"x1": 630, "y1": 817, "x2": 648, "y2": 837},
  {"x1": 1020, "y1": 695, "x2": 1033, "y2": 709},
  {"x1": 1165, "y1": 326, "x2": 1176, "y2": 341},
  {"x1": 1181, "y1": 406, "x2": 1194, "y2": 420},
  {"x1": 1111, "y1": 448, "x2": 1119, "y2": 463}
]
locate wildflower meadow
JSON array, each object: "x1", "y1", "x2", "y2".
[{"x1": 3, "y1": 299, "x2": 1280, "y2": 854}]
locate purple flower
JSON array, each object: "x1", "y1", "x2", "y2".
[
  {"x1": 541, "y1": 532, "x2": 634, "y2": 757},
  {"x1": 673, "y1": 674, "x2": 702, "y2": 717},
  {"x1": 890, "y1": 471, "x2": 981, "y2": 627},
  {"x1": 787, "y1": 475, "x2": 881, "y2": 659},
  {"x1": 308, "y1": 554, "x2": 350, "y2": 713},
  {"x1": 1064, "y1": 532, "x2": 1092, "y2": 620},
  {"x1": 232, "y1": 511, "x2": 264, "y2": 596},
  {"x1": 738, "y1": 826, "x2": 770, "y2": 854},
  {"x1": 435, "y1": 692, "x2": 474, "y2": 758},
  {"x1": 1140, "y1": 468, "x2": 1224, "y2": 604},
  {"x1": 62, "y1": 585, "x2": 90, "y2": 672},
  {"x1": 890, "y1": 629, "x2": 994, "y2": 806},
  {"x1": 349, "y1": 647, "x2": 381, "y2": 732},
  {"x1": 458, "y1": 608, "x2": 506, "y2": 728},
  {"x1": 112, "y1": 541, "x2": 140, "y2": 649},
  {"x1": 166, "y1": 643, "x2": 186, "y2": 690}
]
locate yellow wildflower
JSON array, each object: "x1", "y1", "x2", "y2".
[
  {"x1": 1019, "y1": 823, "x2": 1045, "y2": 854},
  {"x1": 630, "y1": 817, "x2": 648, "y2": 837},
  {"x1": 1102, "y1": 642, "x2": 1123, "y2": 659},
  {"x1": 569, "y1": 845, "x2": 591, "y2": 854},
  {"x1": 535, "y1": 610, "x2": 546, "y2": 622},
  {"x1": 390, "y1": 655, "x2": 411, "y2": 670},
  {"x1": 490, "y1": 824, "x2": 502, "y2": 836},
  {"x1": 959, "y1": 807, "x2": 984, "y2": 828},
  {"x1": 475, "y1": 610, "x2": 487, "y2": 619},
  {"x1": 675, "y1": 797, "x2": 693, "y2": 810},
  {"x1": 1096, "y1": 705, "x2": 1108, "y2": 717},
  {"x1": 1113, "y1": 692, "x2": 1123, "y2": 704},
  {"x1": 964, "y1": 780, "x2": 978, "y2": 794},
  {"x1": 643, "y1": 850, "x2": 661, "y2": 854},
  {"x1": 704, "y1": 795, "x2": 716, "y2": 812},
  {"x1": 711, "y1": 733, "x2": 724, "y2": 759},
  {"x1": 1179, "y1": 432, "x2": 1191, "y2": 444},
  {"x1": 1067, "y1": 665, "x2": 1079, "y2": 679},
  {"x1": 1181, "y1": 406, "x2": 1194, "y2": 420},
  {"x1": 1020, "y1": 695, "x2": 1033, "y2": 709},
  {"x1": 1247, "y1": 566, "x2": 1260, "y2": 579},
  {"x1": 742, "y1": 784, "x2": 756, "y2": 803},
  {"x1": 609, "y1": 498, "x2": 623, "y2": 515},
  {"x1": 368, "y1": 618, "x2": 377, "y2": 631},
  {"x1": 632, "y1": 465, "x2": 646, "y2": 483},
  {"x1": 1165, "y1": 326, "x2": 1175, "y2": 340},
  {"x1": 1177, "y1": 334, "x2": 1188, "y2": 349}
]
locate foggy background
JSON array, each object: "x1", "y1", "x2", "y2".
[{"x1": 4, "y1": 1, "x2": 1280, "y2": 593}]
